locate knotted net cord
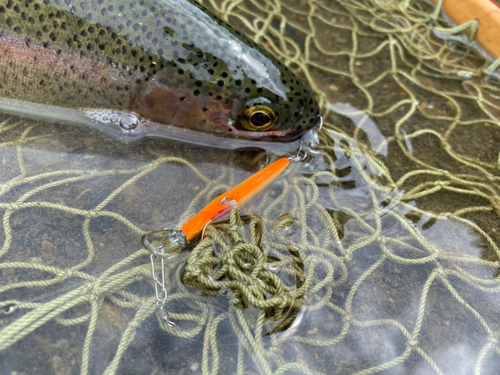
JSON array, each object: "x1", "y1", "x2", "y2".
[
  {"x1": 1, "y1": 0, "x2": 500, "y2": 374},
  {"x1": 182, "y1": 210, "x2": 306, "y2": 336}
]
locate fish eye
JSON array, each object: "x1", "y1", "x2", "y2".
[{"x1": 242, "y1": 105, "x2": 277, "y2": 131}]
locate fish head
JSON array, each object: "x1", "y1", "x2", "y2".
[
  {"x1": 126, "y1": 0, "x2": 323, "y2": 145},
  {"x1": 134, "y1": 69, "x2": 321, "y2": 144}
]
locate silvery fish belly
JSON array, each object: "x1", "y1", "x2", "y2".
[{"x1": 0, "y1": 0, "x2": 321, "y2": 149}]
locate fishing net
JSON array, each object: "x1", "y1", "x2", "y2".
[
  {"x1": 182, "y1": 210, "x2": 306, "y2": 337},
  {"x1": 2, "y1": 0, "x2": 500, "y2": 374}
]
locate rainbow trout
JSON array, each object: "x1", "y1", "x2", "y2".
[{"x1": 0, "y1": 0, "x2": 321, "y2": 149}]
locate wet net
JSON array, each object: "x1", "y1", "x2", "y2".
[{"x1": 1, "y1": 0, "x2": 500, "y2": 374}]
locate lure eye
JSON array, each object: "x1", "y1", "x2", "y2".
[{"x1": 242, "y1": 105, "x2": 277, "y2": 131}]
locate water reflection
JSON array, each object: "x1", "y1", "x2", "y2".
[
  {"x1": 2, "y1": 0, "x2": 500, "y2": 373},
  {"x1": 327, "y1": 102, "x2": 388, "y2": 156}
]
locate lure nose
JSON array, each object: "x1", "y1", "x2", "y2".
[{"x1": 142, "y1": 230, "x2": 187, "y2": 259}]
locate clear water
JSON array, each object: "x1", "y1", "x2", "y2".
[{"x1": 1, "y1": 0, "x2": 500, "y2": 374}]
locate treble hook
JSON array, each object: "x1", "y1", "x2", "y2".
[{"x1": 288, "y1": 143, "x2": 308, "y2": 162}]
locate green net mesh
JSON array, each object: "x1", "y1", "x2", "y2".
[
  {"x1": 182, "y1": 210, "x2": 306, "y2": 336},
  {"x1": 2, "y1": 0, "x2": 500, "y2": 374}
]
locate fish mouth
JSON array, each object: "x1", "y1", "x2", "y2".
[
  {"x1": 193, "y1": 112, "x2": 323, "y2": 145},
  {"x1": 219, "y1": 113, "x2": 323, "y2": 142},
  {"x1": 143, "y1": 120, "x2": 305, "y2": 153},
  {"x1": 205, "y1": 112, "x2": 316, "y2": 142},
  {"x1": 224, "y1": 127, "x2": 302, "y2": 141}
]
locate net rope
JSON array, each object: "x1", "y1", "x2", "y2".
[
  {"x1": 1, "y1": 0, "x2": 500, "y2": 374},
  {"x1": 182, "y1": 210, "x2": 306, "y2": 336}
]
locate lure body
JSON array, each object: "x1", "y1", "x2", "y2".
[
  {"x1": 141, "y1": 157, "x2": 292, "y2": 258},
  {"x1": 0, "y1": 0, "x2": 321, "y2": 143},
  {"x1": 180, "y1": 157, "x2": 290, "y2": 241}
]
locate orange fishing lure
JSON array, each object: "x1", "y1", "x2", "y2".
[
  {"x1": 142, "y1": 153, "x2": 306, "y2": 327},
  {"x1": 180, "y1": 157, "x2": 290, "y2": 242},
  {"x1": 143, "y1": 156, "x2": 297, "y2": 259}
]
